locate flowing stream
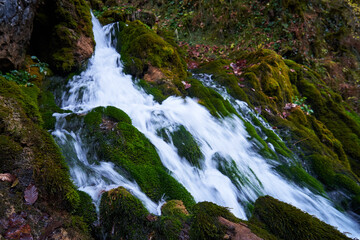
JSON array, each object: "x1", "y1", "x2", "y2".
[{"x1": 52, "y1": 14, "x2": 360, "y2": 237}]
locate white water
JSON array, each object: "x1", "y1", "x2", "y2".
[{"x1": 53, "y1": 14, "x2": 360, "y2": 237}]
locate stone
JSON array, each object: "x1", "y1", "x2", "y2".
[{"x1": 0, "y1": 0, "x2": 39, "y2": 71}]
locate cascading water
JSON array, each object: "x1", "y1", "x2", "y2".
[{"x1": 52, "y1": 14, "x2": 360, "y2": 237}]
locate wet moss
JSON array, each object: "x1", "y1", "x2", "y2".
[
  {"x1": 213, "y1": 153, "x2": 263, "y2": 196},
  {"x1": 194, "y1": 60, "x2": 250, "y2": 104},
  {"x1": 186, "y1": 78, "x2": 237, "y2": 118},
  {"x1": 100, "y1": 186, "x2": 150, "y2": 240},
  {"x1": 189, "y1": 201, "x2": 240, "y2": 240},
  {"x1": 250, "y1": 196, "x2": 351, "y2": 240},
  {"x1": 275, "y1": 164, "x2": 325, "y2": 194},
  {"x1": 243, "y1": 121, "x2": 278, "y2": 160},
  {"x1": 136, "y1": 79, "x2": 167, "y2": 103},
  {"x1": 170, "y1": 125, "x2": 204, "y2": 169},
  {"x1": 82, "y1": 106, "x2": 195, "y2": 208},
  {"x1": 74, "y1": 191, "x2": 97, "y2": 229},
  {"x1": 115, "y1": 20, "x2": 187, "y2": 96}
]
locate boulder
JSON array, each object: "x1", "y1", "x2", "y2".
[{"x1": 0, "y1": 0, "x2": 39, "y2": 71}]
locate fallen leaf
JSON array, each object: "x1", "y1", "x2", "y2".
[
  {"x1": 24, "y1": 184, "x2": 38, "y2": 205},
  {"x1": 11, "y1": 178, "x2": 19, "y2": 188},
  {"x1": 0, "y1": 173, "x2": 16, "y2": 182},
  {"x1": 5, "y1": 224, "x2": 32, "y2": 240}
]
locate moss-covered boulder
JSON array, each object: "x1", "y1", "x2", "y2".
[
  {"x1": 100, "y1": 186, "x2": 151, "y2": 239},
  {"x1": 64, "y1": 106, "x2": 195, "y2": 208},
  {"x1": 196, "y1": 49, "x2": 360, "y2": 212},
  {"x1": 29, "y1": 0, "x2": 94, "y2": 74},
  {"x1": 161, "y1": 200, "x2": 189, "y2": 218},
  {"x1": 190, "y1": 201, "x2": 264, "y2": 240},
  {"x1": 250, "y1": 196, "x2": 351, "y2": 240},
  {"x1": 0, "y1": 76, "x2": 93, "y2": 238},
  {"x1": 115, "y1": 20, "x2": 187, "y2": 97},
  {"x1": 154, "y1": 200, "x2": 190, "y2": 240}
]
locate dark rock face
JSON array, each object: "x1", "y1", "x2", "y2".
[
  {"x1": 0, "y1": 0, "x2": 38, "y2": 71},
  {"x1": 29, "y1": 0, "x2": 94, "y2": 75}
]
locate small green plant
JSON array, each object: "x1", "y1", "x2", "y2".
[
  {"x1": 292, "y1": 96, "x2": 314, "y2": 115},
  {"x1": 0, "y1": 56, "x2": 49, "y2": 87},
  {"x1": 30, "y1": 56, "x2": 49, "y2": 75},
  {"x1": 0, "y1": 70, "x2": 36, "y2": 87}
]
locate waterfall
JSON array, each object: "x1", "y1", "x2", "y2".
[{"x1": 52, "y1": 14, "x2": 360, "y2": 237}]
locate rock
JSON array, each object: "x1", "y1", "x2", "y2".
[
  {"x1": 218, "y1": 217, "x2": 262, "y2": 240},
  {"x1": 250, "y1": 196, "x2": 351, "y2": 240},
  {"x1": 0, "y1": 0, "x2": 39, "y2": 71},
  {"x1": 29, "y1": 0, "x2": 94, "y2": 74},
  {"x1": 99, "y1": 186, "x2": 151, "y2": 240}
]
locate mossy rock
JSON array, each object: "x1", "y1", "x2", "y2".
[
  {"x1": 186, "y1": 78, "x2": 237, "y2": 118},
  {"x1": 96, "y1": 5, "x2": 156, "y2": 26},
  {"x1": 250, "y1": 196, "x2": 351, "y2": 240},
  {"x1": 30, "y1": 0, "x2": 94, "y2": 74},
  {"x1": 76, "y1": 106, "x2": 196, "y2": 208},
  {"x1": 0, "y1": 77, "x2": 80, "y2": 207},
  {"x1": 196, "y1": 49, "x2": 360, "y2": 209},
  {"x1": 161, "y1": 200, "x2": 189, "y2": 219},
  {"x1": 115, "y1": 20, "x2": 187, "y2": 97},
  {"x1": 74, "y1": 191, "x2": 97, "y2": 229},
  {"x1": 170, "y1": 125, "x2": 204, "y2": 169},
  {"x1": 189, "y1": 201, "x2": 240, "y2": 240},
  {"x1": 100, "y1": 186, "x2": 151, "y2": 239},
  {"x1": 155, "y1": 200, "x2": 190, "y2": 240}
]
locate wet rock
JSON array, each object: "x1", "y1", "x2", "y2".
[{"x1": 0, "y1": 0, "x2": 39, "y2": 71}]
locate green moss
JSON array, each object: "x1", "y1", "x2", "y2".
[
  {"x1": 103, "y1": 106, "x2": 132, "y2": 124},
  {"x1": 161, "y1": 200, "x2": 189, "y2": 220},
  {"x1": 117, "y1": 20, "x2": 187, "y2": 80},
  {"x1": 186, "y1": 78, "x2": 237, "y2": 118},
  {"x1": 0, "y1": 77, "x2": 80, "y2": 210},
  {"x1": 81, "y1": 106, "x2": 195, "y2": 208},
  {"x1": 250, "y1": 196, "x2": 351, "y2": 240},
  {"x1": 38, "y1": 88, "x2": 69, "y2": 130},
  {"x1": 275, "y1": 164, "x2": 325, "y2": 194},
  {"x1": 100, "y1": 187, "x2": 150, "y2": 240},
  {"x1": 190, "y1": 201, "x2": 240, "y2": 240},
  {"x1": 213, "y1": 153, "x2": 263, "y2": 196},
  {"x1": 156, "y1": 200, "x2": 189, "y2": 239},
  {"x1": 170, "y1": 125, "x2": 204, "y2": 169},
  {"x1": 0, "y1": 135, "x2": 22, "y2": 172},
  {"x1": 155, "y1": 216, "x2": 184, "y2": 240},
  {"x1": 0, "y1": 77, "x2": 42, "y2": 125},
  {"x1": 194, "y1": 59, "x2": 250, "y2": 104},
  {"x1": 136, "y1": 79, "x2": 167, "y2": 103},
  {"x1": 243, "y1": 121, "x2": 278, "y2": 160},
  {"x1": 74, "y1": 191, "x2": 97, "y2": 228}
]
